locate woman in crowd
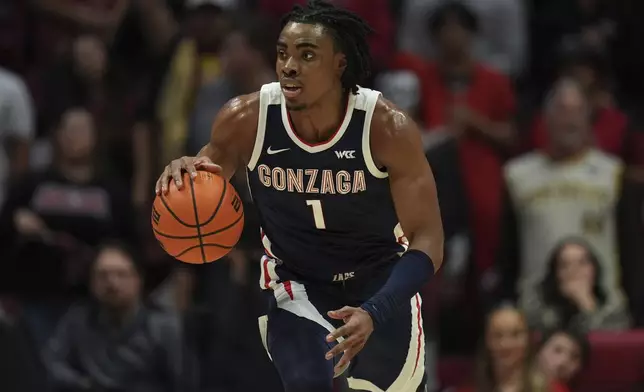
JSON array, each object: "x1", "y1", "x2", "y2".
[
  {"x1": 525, "y1": 237, "x2": 630, "y2": 331},
  {"x1": 537, "y1": 326, "x2": 590, "y2": 387},
  {"x1": 456, "y1": 304, "x2": 568, "y2": 392}
]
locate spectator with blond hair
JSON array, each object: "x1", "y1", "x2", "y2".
[{"x1": 456, "y1": 305, "x2": 568, "y2": 392}]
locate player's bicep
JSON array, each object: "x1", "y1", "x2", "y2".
[{"x1": 374, "y1": 110, "x2": 444, "y2": 267}]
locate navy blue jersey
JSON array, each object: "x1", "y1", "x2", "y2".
[{"x1": 246, "y1": 83, "x2": 407, "y2": 282}]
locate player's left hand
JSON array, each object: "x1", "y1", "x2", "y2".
[{"x1": 325, "y1": 306, "x2": 374, "y2": 373}]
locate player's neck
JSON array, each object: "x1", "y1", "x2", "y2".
[{"x1": 288, "y1": 87, "x2": 347, "y2": 142}]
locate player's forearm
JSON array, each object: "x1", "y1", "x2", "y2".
[
  {"x1": 407, "y1": 227, "x2": 443, "y2": 271},
  {"x1": 360, "y1": 246, "x2": 437, "y2": 328}
]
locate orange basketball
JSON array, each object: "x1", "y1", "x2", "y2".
[{"x1": 151, "y1": 171, "x2": 244, "y2": 264}]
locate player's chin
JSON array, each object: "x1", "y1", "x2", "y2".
[{"x1": 285, "y1": 99, "x2": 308, "y2": 111}]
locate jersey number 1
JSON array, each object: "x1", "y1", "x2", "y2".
[{"x1": 306, "y1": 200, "x2": 326, "y2": 229}]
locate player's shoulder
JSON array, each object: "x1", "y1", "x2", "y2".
[
  {"x1": 370, "y1": 92, "x2": 416, "y2": 142},
  {"x1": 210, "y1": 90, "x2": 261, "y2": 147},
  {"x1": 217, "y1": 82, "x2": 285, "y2": 126},
  {"x1": 218, "y1": 91, "x2": 261, "y2": 124}
]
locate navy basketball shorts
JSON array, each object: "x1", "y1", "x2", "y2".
[{"x1": 258, "y1": 256, "x2": 426, "y2": 392}]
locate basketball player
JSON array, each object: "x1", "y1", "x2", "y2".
[{"x1": 155, "y1": 1, "x2": 443, "y2": 391}]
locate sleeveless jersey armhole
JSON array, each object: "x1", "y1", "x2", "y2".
[
  {"x1": 360, "y1": 90, "x2": 388, "y2": 179},
  {"x1": 247, "y1": 84, "x2": 273, "y2": 171}
]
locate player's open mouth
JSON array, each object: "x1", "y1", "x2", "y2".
[{"x1": 281, "y1": 84, "x2": 302, "y2": 99}]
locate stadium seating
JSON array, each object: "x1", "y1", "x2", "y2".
[{"x1": 437, "y1": 330, "x2": 644, "y2": 392}]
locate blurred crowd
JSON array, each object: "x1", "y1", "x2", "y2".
[{"x1": 0, "y1": 0, "x2": 643, "y2": 391}]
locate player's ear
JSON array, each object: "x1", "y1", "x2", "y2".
[{"x1": 335, "y1": 53, "x2": 347, "y2": 76}]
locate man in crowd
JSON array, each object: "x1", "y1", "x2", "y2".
[
  {"x1": 498, "y1": 79, "x2": 631, "y2": 321},
  {"x1": 43, "y1": 242, "x2": 185, "y2": 392},
  {"x1": 0, "y1": 107, "x2": 135, "y2": 346}
]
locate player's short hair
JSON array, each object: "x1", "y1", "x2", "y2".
[
  {"x1": 428, "y1": 1, "x2": 479, "y2": 36},
  {"x1": 281, "y1": 0, "x2": 373, "y2": 94}
]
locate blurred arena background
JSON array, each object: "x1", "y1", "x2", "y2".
[{"x1": 0, "y1": 0, "x2": 643, "y2": 391}]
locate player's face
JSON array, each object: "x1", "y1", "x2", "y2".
[
  {"x1": 538, "y1": 333, "x2": 582, "y2": 382},
  {"x1": 276, "y1": 22, "x2": 346, "y2": 111},
  {"x1": 485, "y1": 309, "x2": 529, "y2": 370}
]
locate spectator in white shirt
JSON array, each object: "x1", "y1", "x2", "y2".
[{"x1": 0, "y1": 67, "x2": 34, "y2": 210}]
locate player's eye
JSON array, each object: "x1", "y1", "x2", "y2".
[
  {"x1": 302, "y1": 51, "x2": 315, "y2": 61},
  {"x1": 277, "y1": 49, "x2": 287, "y2": 60}
]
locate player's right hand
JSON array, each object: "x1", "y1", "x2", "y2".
[{"x1": 155, "y1": 156, "x2": 222, "y2": 195}]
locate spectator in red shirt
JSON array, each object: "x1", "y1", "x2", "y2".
[
  {"x1": 456, "y1": 305, "x2": 569, "y2": 392},
  {"x1": 527, "y1": 49, "x2": 644, "y2": 170},
  {"x1": 424, "y1": 2, "x2": 516, "y2": 292}
]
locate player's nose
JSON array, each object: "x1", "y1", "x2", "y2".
[{"x1": 282, "y1": 57, "x2": 299, "y2": 76}]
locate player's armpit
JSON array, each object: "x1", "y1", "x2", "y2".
[
  {"x1": 371, "y1": 98, "x2": 444, "y2": 270},
  {"x1": 199, "y1": 93, "x2": 260, "y2": 180}
]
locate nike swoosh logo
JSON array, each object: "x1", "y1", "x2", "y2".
[{"x1": 267, "y1": 147, "x2": 290, "y2": 155}]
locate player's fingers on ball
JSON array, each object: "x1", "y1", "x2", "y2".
[
  {"x1": 170, "y1": 160, "x2": 184, "y2": 189},
  {"x1": 197, "y1": 162, "x2": 223, "y2": 173},
  {"x1": 182, "y1": 158, "x2": 198, "y2": 179},
  {"x1": 158, "y1": 166, "x2": 171, "y2": 194},
  {"x1": 194, "y1": 155, "x2": 213, "y2": 164}
]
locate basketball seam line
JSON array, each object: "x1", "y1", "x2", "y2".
[
  {"x1": 188, "y1": 175, "x2": 207, "y2": 263},
  {"x1": 174, "y1": 243, "x2": 235, "y2": 258},
  {"x1": 159, "y1": 193, "x2": 194, "y2": 227},
  {"x1": 152, "y1": 212, "x2": 244, "y2": 239},
  {"x1": 157, "y1": 178, "x2": 228, "y2": 228},
  {"x1": 202, "y1": 178, "x2": 228, "y2": 226}
]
